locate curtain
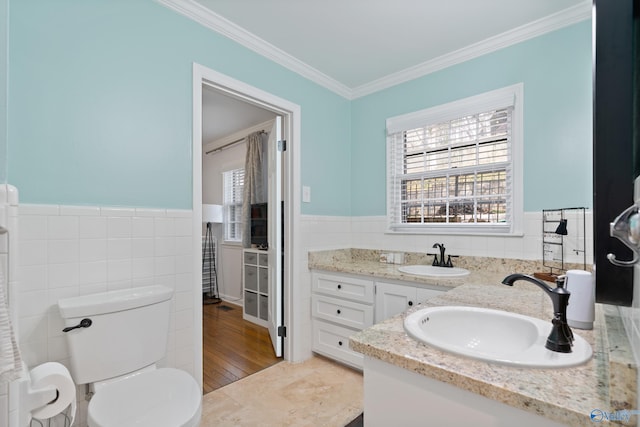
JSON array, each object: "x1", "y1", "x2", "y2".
[
  {"x1": 0, "y1": 268, "x2": 22, "y2": 383},
  {"x1": 242, "y1": 131, "x2": 264, "y2": 248}
]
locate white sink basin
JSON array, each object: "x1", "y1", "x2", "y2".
[
  {"x1": 398, "y1": 265, "x2": 470, "y2": 278},
  {"x1": 403, "y1": 306, "x2": 592, "y2": 368}
]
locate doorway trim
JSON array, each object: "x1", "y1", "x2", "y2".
[{"x1": 192, "y1": 63, "x2": 301, "y2": 387}]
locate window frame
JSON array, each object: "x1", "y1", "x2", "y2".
[
  {"x1": 386, "y1": 84, "x2": 524, "y2": 236},
  {"x1": 222, "y1": 167, "x2": 244, "y2": 243}
]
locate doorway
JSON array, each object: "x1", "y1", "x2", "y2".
[
  {"x1": 201, "y1": 88, "x2": 279, "y2": 393},
  {"x1": 192, "y1": 63, "x2": 299, "y2": 393}
]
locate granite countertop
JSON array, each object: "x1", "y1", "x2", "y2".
[
  {"x1": 308, "y1": 249, "x2": 636, "y2": 427},
  {"x1": 308, "y1": 247, "x2": 567, "y2": 289}
]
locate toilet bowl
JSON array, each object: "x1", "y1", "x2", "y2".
[
  {"x1": 88, "y1": 368, "x2": 201, "y2": 427},
  {"x1": 58, "y1": 286, "x2": 202, "y2": 427}
]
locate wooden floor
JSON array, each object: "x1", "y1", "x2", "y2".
[{"x1": 202, "y1": 301, "x2": 282, "y2": 394}]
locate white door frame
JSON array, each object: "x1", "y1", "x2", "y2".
[{"x1": 192, "y1": 63, "x2": 301, "y2": 387}]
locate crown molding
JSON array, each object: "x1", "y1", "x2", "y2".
[
  {"x1": 156, "y1": 0, "x2": 352, "y2": 99},
  {"x1": 158, "y1": 0, "x2": 591, "y2": 101},
  {"x1": 351, "y1": 1, "x2": 592, "y2": 98}
]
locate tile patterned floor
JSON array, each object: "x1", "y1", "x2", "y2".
[{"x1": 201, "y1": 356, "x2": 364, "y2": 426}]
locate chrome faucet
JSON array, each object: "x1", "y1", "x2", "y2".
[{"x1": 501, "y1": 274, "x2": 574, "y2": 353}]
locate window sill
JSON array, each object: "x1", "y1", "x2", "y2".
[
  {"x1": 386, "y1": 225, "x2": 524, "y2": 237},
  {"x1": 221, "y1": 241, "x2": 243, "y2": 247}
]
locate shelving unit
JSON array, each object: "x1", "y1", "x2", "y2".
[
  {"x1": 242, "y1": 249, "x2": 269, "y2": 327},
  {"x1": 535, "y1": 207, "x2": 586, "y2": 282}
]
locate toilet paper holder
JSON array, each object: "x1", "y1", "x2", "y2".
[
  {"x1": 29, "y1": 412, "x2": 73, "y2": 427},
  {"x1": 16, "y1": 364, "x2": 75, "y2": 427},
  {"x1": 17, "y1": 366, "x2": 57, "y2": 426}
]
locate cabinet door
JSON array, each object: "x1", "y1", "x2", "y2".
[
  {"x1": 375, "y1": 282, "x2": 417, "y2": 323},
  {"x1": 416, "y1": 287, "x2": 444, "y2": 304}
]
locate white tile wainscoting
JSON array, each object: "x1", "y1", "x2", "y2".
[
  {"x1": 11, "y1": 204, "x2": 196, "y2": 427},
  {"x1": 0, "y1": 185, "x2": 18, "y2": 427},
  {"x1": 299, "y1": 212, "x2": 593, "y2": 266},
  {"x1": 348, "y1": 212, "x2": 593, "y2": 265},
  {"x1": 1, "y1": 209, "x2": 597, "y2": 427}
]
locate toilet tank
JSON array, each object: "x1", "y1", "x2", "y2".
[{"x1": 58, "y1": 286, "x2": 173, "y2": 385}]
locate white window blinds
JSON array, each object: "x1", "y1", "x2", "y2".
[
  {"x1": 386, "y1": 84, "x2": 523, "y2": 235},
  {"x1": 223, "y1": 168, "x2": 244, "y2": 242}
]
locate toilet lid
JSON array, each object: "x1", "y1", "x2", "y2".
[{"x1": 88, "y1": 368, "x2": 202, "y2": 427}]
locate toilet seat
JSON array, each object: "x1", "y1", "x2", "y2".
[{"x1": 88, "y1": 368, "x2": 202, "y2": 427}]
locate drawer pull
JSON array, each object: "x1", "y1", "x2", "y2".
[
  {"x1": 337, "y1": 284, "x2": 342, "y2": 290},
  {"x1": 336, "y1": 309, "x2": 341, "y2": 315},
  {"x1": 408, "y1": 301, "x2": 414, "y2": 307},
  {"x1": 338, "y1": 340, "x2": 343, "y2": 346}
]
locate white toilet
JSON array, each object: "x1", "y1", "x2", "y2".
[{"x1": 58, "y1": 285, "x2": 202, "y2": 427}]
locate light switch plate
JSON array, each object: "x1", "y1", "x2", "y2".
[{"x1": 302, "y1": 186, "x2": 311, "y2": 203}]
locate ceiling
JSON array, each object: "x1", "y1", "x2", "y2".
[
  {"x1": 185, "y1": 0, "x2": 589, "y2": 96},
  {"x1": 202, "y1": 85, "x2": 276, "y2": 145},
  {"x1": 186, "y1": 0, "x2": 590, "y2": 145}
]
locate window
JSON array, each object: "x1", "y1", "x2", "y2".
[
  {"x1": 223, "y1": 168, "x2": 244, "y2": 242},
  {"x1": 387, "y1": 84, "x2": 523, "y2": 235}
]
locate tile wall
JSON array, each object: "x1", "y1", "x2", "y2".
[
  {"x1": 298, "y1": 215, "x2": 353, "y2": 361},
  {"x1": 0, "y1": 185, "x2": 18, "y2": 427},
  {"x1": 348, "y1": 212, "x2": 594, "y2": 265},
  {"x1": 11, "y1": 204, "x2": 197, "y2": 427},
  {"x1": 3, "y1": 207, "x2": 598, "y2": 426}
]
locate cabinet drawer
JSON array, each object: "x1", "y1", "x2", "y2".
[
  {"x1": 258, "y1": 267, "x2": 269, "y2": 293},
  {"x1": 259, "y1": 294, "x2": 268, "y2": 321},
  {"x1": 244, "y1": 265, "x2": 258, "y2": 291},
  {"x1": 312, "y1": 320, "x2": 363, "y2": 369},
  {"x1": 312, "y1": 273, "x2": 374, "y2": 303},
  {"x1": 244, "y1": 251, "x2": 258, "y2": 265},
  {"x1": 245, "y1": 291, "x2": 258, "y2": 317},
  {"x1": 311, "y1": 294, "x2": 373, "y2": 330},
  {"x1": 258, "y1": 253, "x2": 268, "y2": 266}
]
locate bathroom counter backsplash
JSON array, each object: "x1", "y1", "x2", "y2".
[{"x1": 309, "y1": 249, "x2": 635, "y2": 427}]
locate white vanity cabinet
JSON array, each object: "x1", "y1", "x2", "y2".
[
  {"x1": 311, "y1": 270, "x2": 447, "y2": 369},
  {"x1": 311, "y1": 271, "x2": 374, "y2": 369},
  {"x1": 375, "y1": 281, "x2": 445, "y2": 323},
  {"x1": 243, "y1": 249, "x2": 269, "y2": 327}
]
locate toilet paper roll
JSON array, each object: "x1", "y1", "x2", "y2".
[
  {"x1": 29, "y1": 362, "x2": 77, "y2": 424},
  {"x1": 565, "y1": 269, "x2": 595, "y2": 330}
]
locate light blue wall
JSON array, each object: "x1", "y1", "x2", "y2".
[
  {"x1": 7, "y1": 0, "x2": 351, "y2": 213},
  {"x1": 7, "y1": 2, "x2": 591, "y2": 216},
  {"x1": 0, "y1": 0, "x2": 7, "y2": 183},
  {"x1": 350, "y1": 21, "x2": 593, "y2": 215}
]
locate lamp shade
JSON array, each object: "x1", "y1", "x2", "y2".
[
  {"x1": 555, "y1": 219, "x2": 568, "y2": 236},
  {"x1": 203, "y1": 204, "x2": 223, "y2": 224}
]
